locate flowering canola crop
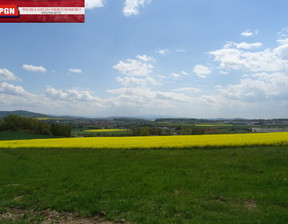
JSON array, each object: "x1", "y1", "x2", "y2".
[
  {"x1": 84, "y1": 129, "x2": 127, "y2": 132},
  {"x1": 1, "y1": 132, "x2": 288, "y2": 149}
]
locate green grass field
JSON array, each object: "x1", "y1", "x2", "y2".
[{"x1": 1, "y1": 146, "x2": 288, "y2": 223}]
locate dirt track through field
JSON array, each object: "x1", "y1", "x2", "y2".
[{"x1": 0, "y1": 209, "x2": 128, "y2": 224}]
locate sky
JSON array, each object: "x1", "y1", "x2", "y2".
[{"x1": 1, "y1": 0, "x2": 288, "y2": 119}]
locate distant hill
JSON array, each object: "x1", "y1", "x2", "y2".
[{"x1": 0, "y1": 110, "x2": 49, "y2": 118}]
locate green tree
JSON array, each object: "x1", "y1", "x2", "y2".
[
  {"x1": 140, "y1": 126, "x2": 149, "y2": 136},
  {"x1": 51, "y1": 124, "x2": 71, "y2": 137}
]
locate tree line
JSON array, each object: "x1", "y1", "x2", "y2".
[{"x1": 0, "y1": 114, "x2": 71, "y2": 137}]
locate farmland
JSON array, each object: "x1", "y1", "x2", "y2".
[
  {"x1": 84, "y1": 129, "x2": 128, "y2": 132},
  {"x1": 1, "y1": 113, "x2": 288, "y2": 223},
  {"x1": 0, "y1": 146, "x2": 288, "y2": 223},
  {"x1": 1, "y1": 132, "x2": 288, "y2": 149}
]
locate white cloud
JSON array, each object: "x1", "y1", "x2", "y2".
[
  {"x1": 171, "y1": 73, "x2": 180, "y2": 79},
  {"x1": 0, "y1": 68, "x2": 19, "y2": 81},
  {"x1": 107, "y1": 87, "x2": 156, "y2": 107},
  {"x1": 156, "y1": 91, "x2": 191, "y2": 102},
  {"x1": 116, "y1": 76, "x2": 149, "y2": 87},
  {"x1": 275, "y1": 38, "x2": 288, "y2": 60},
  {"x1": 156, "y1": 49, "x2": 169, "y2": 55},
  {"x1": 278, "y1": 28, "x2": 288, "y2": 39},
  {"x1": 23, "y1": 64, "x2": 47, "y2": 73},
  {"x1": 181, "y1": 71, "x2": 189, "y2": 76},
  {"x1": 107, "y1": 86, "x2": 191, "y2": 110},
  {"x1": 225, "y1": 42, "x2": 262, "y2": 50},
  {"x1": 173, "y1": 87, "x2": 202, "y2": 94},
  {"x1": 0, "y1": 82, "x2": 30, "y2": 96},
  {"x1": 44, "y1": 86, "x2": 68, "y2": 100},
  {"x1": 241, "y1": 30, "x2": 258, "y2": 37},
  {"x1": 0, "y1": 82, "x2": 47, "y2": 111},
  {"x1": 216, "y1": 72, "x2": 288, "y2": 102},
  {"x1": 113, "y1": 55, "x2": 160, "y2": 88},
  {"x1": 146, "y1": 76, "x2": 159, "y2": 85},
  {"x1": 45, "y1": 86, "x2": 103, "y2": 103},
  {"x1": 85, "y1": 0, "x2": 104, "y2": 9},
  {"x1": 113, "y1": 56, "x2": 154, "y2": 76},
  {"x1": 209, "y1": 40, "x2": 288, "y2": 72},
  {"x1": 241, "y1": 31, "x2": 253, "y2": 37},
  {"x1": 136, "y1": 54, "x2": 154, "y2": 62},
  {"x1": 123, "y1": 0, "x2": 151, "y2": 17},
  {"x1": 0, "y1": 84, "x2": 106, "y2": 116},
  {"x1": 69, "y1": 68, "x2": 83, "y2": 73},
  {"x1": 193, "y1": 65, "x2": 211, "y2": 78},
  {"x1": 169, "y1": 71, "x2": 189, "y2": 80},
  {"x1": 217, "y1": 79, "x2": 273, "y2": 101}
]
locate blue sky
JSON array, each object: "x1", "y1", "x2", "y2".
[{"x1": 1, "y1": 0, "x2": 288, "y2": 118}]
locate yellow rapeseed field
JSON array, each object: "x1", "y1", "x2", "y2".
[
  {"x1": 194, "y1": 124, "x2": 233, "y2": 127},
  {"x1": 84, "y1": 129, "x2": 127, "y2": 132},
  {"x1": 0, "y1": 132, "x2": 288, "y2": 149}
]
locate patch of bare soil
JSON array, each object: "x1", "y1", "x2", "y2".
[
  {"x1": 243, "y1": 200, "x2": 257, "y2": 210},
  {"x1": 244, "y1": 200, "x2": 257, "y2": 210},
  {"x1": 0, "y1": 209, "x2": 128, "y2": 224}
]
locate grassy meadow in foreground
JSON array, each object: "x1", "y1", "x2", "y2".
[{"x1": 0, "y1": 146, "x2": 288, "y2": 223}]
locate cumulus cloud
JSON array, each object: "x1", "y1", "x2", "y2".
[
  {"x1": 107, "y1": 87, "x2": 157, "y2": 107},
  {"x1": 0, "y1": 82, "x2": 47, "y2": 111},
  {"x1": 173, "y1": 87, "x2": 202, "y2": 94},
  {"x1": 156, "y1": 91, "x2": 191, "y2": 102},
  {"x1": 216, "y1": 73, "x2": 288, "y2": 102},
  {"x1": 156, "y1": 49, "x2": 169, "y2": 55},
  {"x1": 169, "y1": 71, "x2": 189, "y2": 80},
  {"x1": 193, "y1": 65, "x2": 211, "y2": 78},
  {"x1": 210, "y1": 37, "x2": 288, "y2": 78},
  {"x1": 198, "y1": 32, "x2": 288, "y2": 117},
  {"x1": 116, "y1": 75, "x2": 158, "y2": 87},
  {"x1": 136, "y1": 54, "x2": 154, "y2": 62},
  {"x1": 275, "y1": 38, "x2": 288, "y2": 60},
  {"x1": 0, "y1": 83, "x2": 106, "y2": 116},
  {"x1": 107, "y1": 86, "x2": 191, "y2": 110},
  {"x1": 278, "y1": 28, "x2": 288, "y2": 39},
  {"x1": 45, "y1": 86, "x2": 68, "y2": 100},
  {"x1": 241, "y1": 30, "x2": 258, "y2": 37},
  {"x1": 225, "y1": 42, "x2": 262, "y2": 50},
  {"x1": 0, "y1": 68, "x2": 19, "y2": 81},
  {"x1": 116, "y1": 76, "x2": 148, "y2": 86},
  {"x1": 85, "y1": 0, "x2": 104, "y2": 9},
  {"x1": 170, "y1": 73, "x2": 180, "y2": 79},
  {"x1": 113, "y1": 56, "x2": 154, "y2": 76},
  {"x1": 45, "y1": 86, "x2": 103, "y2": 103},
  {"x1": 0, "y1": 82, "x2": 29, "y2": 96},
  {"x1": 181, "y1": 71, "x2": 189, "y2": 76},
  {"x1": 210, "y1": 40, "x2": 288, "y2": 72},
  {"x1": 69, "y1": 68, "x2": 82, "y2": 73},
  {"x1": 123, "y1": 0, "x2": 151, "y2": 16},
  {"x1": 23, "y1": 64, "x2": 47, "y2": 73}
]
